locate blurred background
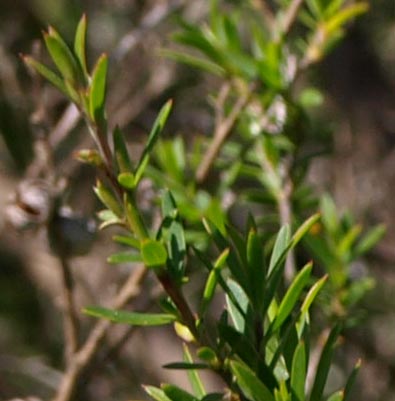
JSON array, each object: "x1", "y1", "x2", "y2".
[{"x1": 1, "y1": 1, "x2": 395, "y2": 400}]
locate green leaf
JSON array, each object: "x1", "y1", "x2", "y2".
[
  {"x1": 162, "y1": 384, "x2": 199, "y2": 401},
  {"x1": 290, "y1": 341, "x2": 306, "y2": 401},
  {"x1": 160, "y1": 48, "x2": 226, "y2": 76},
  {"x1": 44, "y1": 27, "x2": 81, "y2": 85},
  {"x1": 74, "y1": 14, "x2": 88, "y2": 77},
  {"x1": 297, "y1": 275, "x2": 328, "y2": 336},
  {"x1": 309, "y1": 326, "x2": 342, "y2": 401},
  {"x1": 343, "y1": 359, "x2": 361, "y2": 401},
  {"x1": 89, "y1": 53, "x2": 108, "y2": 123},
  {"x1": 183, "y1": 343, "x2": 206, "y2": 398},
  {"x1": 134, "y1": 100, "x2": 172, "y2": 186},
  {"x1": 144, "y1": 386, "x2": 173, "y2": 401},
  {"x1": 141, "y1": 239, "x2": 168, "y2": 268},
  {"x1": 354, "y1": 224, "x2": 386, "y2": 256},
  {"x1": 320, "y1": 195, "x2": 338, "y2": 235},
  {"x1": 326, "y1": 391, "x2": 344, "y2": 401},
  {"x1": 83, "y1": 306, "x2": 176, "y2": 326},
  {"x1": 272, "y1": 262, "x2": 313, "y2": 332},
  {"x1": 118, "y1": 172, "x2": 135, "y2": 190},
  {"x1": 230, "y1": 360, "x2": 275, "y2": 401},
  {"x1": 269, "y1": 225, "x2": 291, "y2": 276},
  {"x1": 107, "y1": 251, "x2": 142, "y2": 264},
  {"x1": 113, "y1": 234, "x2": 140, "y2": 249},
  {"x1": 162, "y1": 190, "x2": 179, "y2": 219},
  {"x1": 197, "y1": 346, "x2": 218, "y2": 363},
  {"x1": 22, "y1": 56, "x2": 69, "y2": 97},
  {"x1": 291, "y1": 214, "x2": 321, "y2": 248},
  {"x1": 93, "y1": 180, "x2": 123, "y2": 217},
  {"x1": 325, "y1": 3, "x2": 369, "y2": 35},
  {"x1": 113, "y1": 125, "x2": 133, "y2": 173}
]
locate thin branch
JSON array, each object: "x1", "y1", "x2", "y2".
[
  {"x1": 59, "y1": 256, "x2": 80, "y2": 363},
  {"x1": 52, "y1": 265, "x2": 147, "y2": 401},
  {"x1": 196, "y1": 83, "x2": 254, "y2": 184},
  {"x1": 281, "y1": 0, "x2": 304, "y2": 36}
]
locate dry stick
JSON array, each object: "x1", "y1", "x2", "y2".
[
  {"x1": 196, "y1": 85, "x2": 254, "y2": 184},
  {"x1": 59, "y1": 256, "x2": 80, "y2": 364},
  {"x1": 52, "y1": 265, "x2": 147, "y2": 401}
]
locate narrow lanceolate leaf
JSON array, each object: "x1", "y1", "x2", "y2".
[
  {"x1": 112, "y1": 234, "x2": 140, "y2": 249},
  {"x1": 22, "y1": 56, "x2": 68, "y2": 96},
  {"x1": 74, "y1": 14, "x2": 88, "y2": 77},
  {"x1": 183, "y1": 343, "x2": 206, "y2": 398},
  {"x1": 84, "y1": 306, "x2": 176, "y2": 325},
  {"x1": 343, "y1": 359, "x2": 361, "y2": 401},
  {"x1": 291, "y1": 214, "x2": 321, "y2": 248},
  {"x1": 89, "y1": 53, "x2": 108, "y2": 123},
  {"x1": 272, "y1": 262, "x2": 313, "y2": 332},
  {"x1": 325, "y1": 3, "x2": 369, "y2": 35},
  {"x1": 291, "y1": 341, "x2": 306, "y2": 401},
  {"x1": 44, "y1": 28, "x2": 80, "y2": 85},
  {"x1": 107, "y1": 251, "x2": 142, "y2": 264},
  {"x1": 134, "y1": 100, "x2": 172, "y2": 186},
  {"x1": 297, "y1": 275, "x2": 328, "y2": 336},
  {"x1": 268, "y1": 225, "x2": 291, "y2": 276},
  {"x1": 230, "y1": 360, "x2": 275, "y2": 401},
  {"x1": 113, "y1": 125, "x2": 133, "y2": 173},
  {"x1": 143, "y1": 386, "x2": 173, "y2": 401},
  {"x1": 354, "y1": 224, "x2": 386, "y2": 256},
  {"x1": 141, "y1": 239, "x2": 167, "y2": 268},
  {"x1": 309, "y1": 326, "x2": 342, "y2": 401},
  {"x1": 160, "y1": 48, "x2": 226, "y2": 76}
]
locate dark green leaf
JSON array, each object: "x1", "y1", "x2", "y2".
[
  {"x1": 83, "y1": 306, "x2": 176, "y2": 326},
  {"x1": 309, "y1": 326, "x2": 342, "y2": 401},
  {"x1": 163, "y1": 362, "x2": 209, "y2": 370},
  {"x1": 230, "y1": 360, "x2": 275, "y2": 401},
  {"x1": 343, "y1": 359, "x2": 361, "y2": 401},
  {"x1": 93, "y1": 180, "x2": 123, "y2": 217},
  {"x1": 247, "y1": 228, "x2": 265, "y2": 310}
]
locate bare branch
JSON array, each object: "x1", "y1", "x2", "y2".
[
  {"x1": 52, "y1": 265, "x2": 147, "y2": 401},
  {"x1": 59, "y1": 256, "x2": 79, "y2": 364},
  {"x1": 196, "y1": 83, "x2": 254, "y2": 184}
]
